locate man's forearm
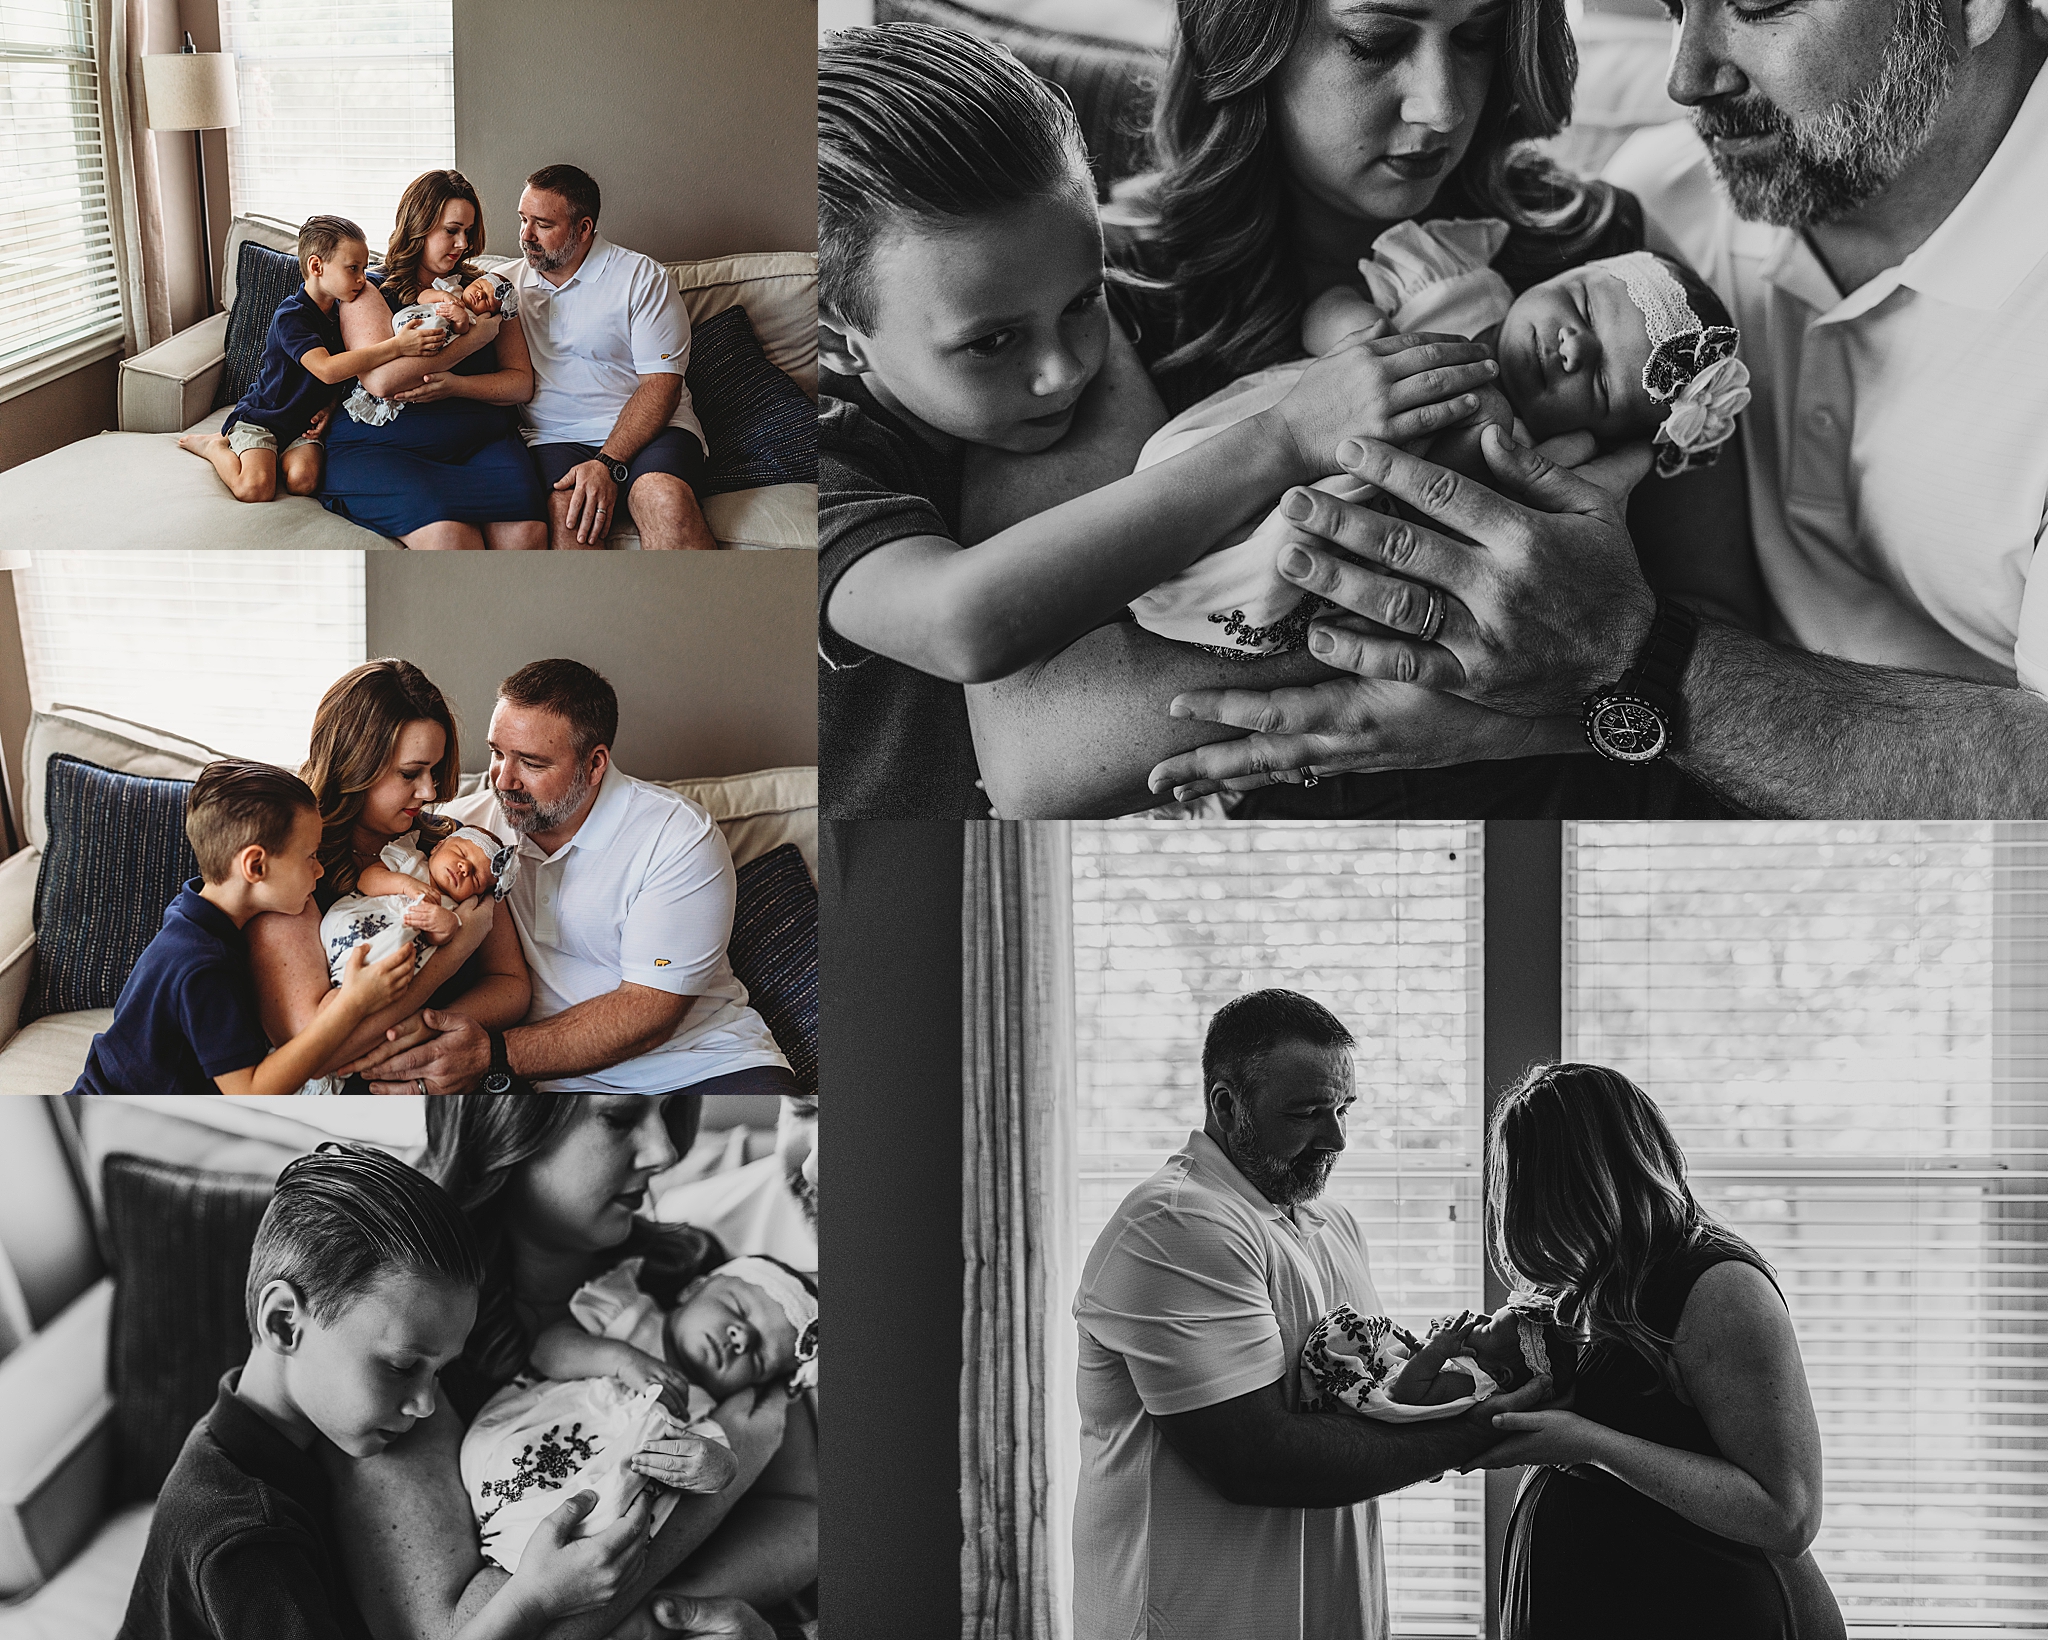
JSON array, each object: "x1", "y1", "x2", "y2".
[
  {"x1": 599, "y1": 377, "x2": 683, "y2": 463},
  {"x1": 506, "y1": 986, "x2": 690, "y2": 1081},
  {"x1": 1230, "y1": 1409, "x2": 1497, "y2": 1509},
  {"x1": 1679, "y1": 621, "x2": 2048, "y2": 817}
]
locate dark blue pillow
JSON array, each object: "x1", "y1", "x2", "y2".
[
  {"x1": 685, "y1": 305, "x2": 818, "y2": 497},
  {"x1": 29, "y1": 755, "x2": 197, "y2": 1023},
  {"x1": 728, "y1": 842, "x2": 817, "y2": 1098},
  {"x1": 214, "y1": 240, "x2": 305, "y2": 412}
]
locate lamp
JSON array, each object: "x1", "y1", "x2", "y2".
[{"x1": 142, "y1": 33, "x2": 240, "y2": 316}]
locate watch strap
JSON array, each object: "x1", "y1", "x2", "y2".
[{"x1": 1613, "y1": 597, "x2": 1699, "y2": 719}]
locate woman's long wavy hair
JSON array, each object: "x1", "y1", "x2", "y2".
[
  {"x1": 1487, "y1": 1062, "x2": 1766, "y2": 1389},
  {"x1": 422, "y1": 1097, "x2": 722, "y2": 1393},
  {"x1": 300, "y1": 659, "x2": 462, "y2": 903},
  {"x1": 1124, "y1": 0, "x2": 1613, "y2": 397},
  {"x1": 382, "y1": 169, "x2": 486, "y2": 307}
]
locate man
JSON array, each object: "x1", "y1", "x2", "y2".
[
  {"x1": 514, "y1": 164, "x2": 718, "y2": 550},
  {"x1": 365, "y1": 659, "x2": 794, "y2": 1097},
  {"x1": 1073, "y1": 990, "x2": 1542, "y2": 1640},
  {"x1": 1144, "y1": 0, "x2": 2048, "y2": 816}
]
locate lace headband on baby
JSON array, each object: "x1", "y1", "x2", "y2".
[
  {"x1": 449, "y1": 825, "x2": 520, "y2": 901},
  {"x1": 1588, "y1": 251, "x2": 1751, "y2": 479},
  {"x1": 692, "y1": 1256, "x2": 820, "y2": 1395}
]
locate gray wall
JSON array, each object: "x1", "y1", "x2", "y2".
[
  {"x1": 452, "y1": 0, "x2": 817, "y2": 263},
  {"x1": 363, "y1": 553, "x2": 816, "y2": 782}
]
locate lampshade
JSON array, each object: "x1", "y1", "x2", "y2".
[{"x1": 142, "y1": 52, "x2": 240, "y2": 132}]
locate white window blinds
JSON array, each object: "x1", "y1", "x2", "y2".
[
  {"x1": 14, "y1": 551, "x2": 366, "y2": 767},
  {"x1": 216, "y1": 0, "x2": 452, "y2": 254},
  {"x1": 0, "y1": 0, "x2": 123, "y2": 389},
  {"x1": 1072, "y1": 822, "x2": 1487, "y2": 1637},
  {"x1": 1566, "y1": 821, "x2": 2048, "y2": 1635}
]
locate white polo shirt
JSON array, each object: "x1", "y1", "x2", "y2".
[
  {"x1": 442, "y1": 768, "x2": 786, "y2": 1094},
  {"x1": 1073, "y1": 1130, "x2": 1388, "y2": 1640},
  {"x1": 512, "y1": 236, "x2": 708, "y2": 454},
  {"x1": 1605, "y1": 63, "x2": 2048, "y2": 691}
]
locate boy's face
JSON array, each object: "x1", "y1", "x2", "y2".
[
  {"x1": 666, "y1": 1272, "x2": 799, "y2": 1399},
  {"x1": 282, "y1": 1272, "x2": 476, "y2": 1457},
  {"x1": 248, "y1": 807, "x2": 326, "y2": 917},
  {"x1": 840, "y1": 189, "x2": 1110, "y2": 454},
  {"x1": 1496, "y1": 266, "x2": 1659, "y2": 444},
  {"x1": 307, "y1": 239, "x2": 372, "y2": 307},
  {"x1": 427, "y1": 835, "x2": 495, "y2": 901}
]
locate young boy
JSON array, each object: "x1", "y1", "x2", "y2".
[
  {"x1": 69, "y1": 760, "x2": 417, "y2": 1097},
  {"x1": 179, "y1": 214, "x2": 447, "y2": 503},
  {"x1": 118, "y1": 1143, "x2": 653, "y2": 1640},
  {"x1": 816, "y1": 24, "x2": 1499, "y2": 817}
]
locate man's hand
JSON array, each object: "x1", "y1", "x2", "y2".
[
  {"x1": 364, "y1": 1008, "x2": 490, "y2": 1094},
  {"x1": 557, "y1": 458, "x2": 620, "y2": 545},
  {"x1": 339, "y1": 1010, "x2": 431, "y2": 1077},
  {"x1": 1271, "y1": 426, "x2": 1660, "y2": 716}
]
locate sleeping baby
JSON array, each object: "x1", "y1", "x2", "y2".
[
  {"x1": 343, "y1": 272, "x2": 521, "y2": 425},
  {"x1": 1132, "y1": 224, "x2": 1753, "y2": 657},
  {"x1": 318, "y1": 821, "x2": 518, "y2": 986},
  {"x1": 1299, "y1": 1297, "x2": 1576, "y2": 1422},
  {"x1": 461, "y1": 1253, "x2": 820, "y2": 1572}
]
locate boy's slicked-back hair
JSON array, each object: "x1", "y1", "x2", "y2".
[
  {"x1": 524, "y1": 164, "x2": 601, "y2": 232},
  {"x1": 818, "y1": 23, "x2": 1093, "y2": 334},
  {"x1": 186, "y1": 759, "x2": 318, "y2": 884},
  {"x1": 497, "y1": 657, "x2": 618, "y2": 760},
  {"x1": 298, "y1": 214, "x2": 366, "y2": 276},
  {"x1": 246, "y1": 1143, "x2": 484, "y2": 1340}
]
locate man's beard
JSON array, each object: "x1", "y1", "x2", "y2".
[
  {"x1": 1692, "y1": 0, "x2": 1955, "y2": 228},
  {"x1": 497, "y1": 764, "x2": 592, "y2": 835},
  {"x1": 1225, "y1": 1100, "x2": 1338, "y2": 1208},
  {"x1": 522, "y1": 236, "x2": 575, "y2": 272}
]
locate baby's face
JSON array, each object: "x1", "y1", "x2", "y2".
[
  {"x1": 427, "y1": 835, "x2": 495, "y2": 901},
  {"x1": 1464, "y1": 1306, "x2": 1535, "y2": 1387},
  {"x1": 665, "y1": 1272, "x2": 799, "y2": 1399},
  {"x1": 462, "y1": 279, "x2": 500, "y2": 316},
  {"x1": 1496, "y1": 266, "x2": 1659, "y2": 444}
]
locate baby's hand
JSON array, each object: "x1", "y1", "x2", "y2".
[
  {"x1": 335, "y1": 941, "x2": 415, "y2": 1016},
  {"x1": 428, "y1": 298, "x2": 474, "y2": 337},
  {"x1": 400, "y1": 893, "x2": 461, "y2": 947},
  {"x1": 393, "y1": 317, "x2": 446, "y2": 357},
  {"x1": 611, "y1": 1347, "x2": 699, "y2": 1411}
]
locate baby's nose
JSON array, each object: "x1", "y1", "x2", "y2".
[{"x1": 1557, "y1": 327, "x2": 1600, "y2": 375}]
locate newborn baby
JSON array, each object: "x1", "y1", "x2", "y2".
[
  {"x1": 1299, "y1": 1298, "x2": 1576, "y2": 1422},
  {"x1": 318, "y1": 822, "x2": 517, "y2": 985},
  {"x1": 342, "y1": 272, "x2": 520, "y2": 425},
  {"x1": 1133, "y1": 224, "x2": 1751, "y2": 657},
  {"x1": 461, "y1": 1253, "x2": 820, "y2": 1572}
]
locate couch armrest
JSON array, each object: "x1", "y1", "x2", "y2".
[
  {"x1": 0, "y1": 1277, "x2": 116, "y2": 1600},
  {"x1": 0, "y1": 848, "x2": 39, "y2": 1052},
  {"x1": 118, "y1": 313, "x2": 230, "y2": 433}
]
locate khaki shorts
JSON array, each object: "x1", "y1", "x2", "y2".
[{"x1": 226, "y1": 421, "x2": 319, "y2": 457}]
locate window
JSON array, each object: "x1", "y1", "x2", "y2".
[
  {"x1": 217, "y1": 0, "x2": 453, "y2": 252},
  {"x1": 1073, "y1": 822, "x2": 1487, "y2": 1634},
  {"x1": 13, "y1": 551, "x2": 366, "y2": 766},
  {"x1": 0, "y1": 0, "x2": 124, "y2": 393},
  {"x1": 1567, "y1": 821, "x2": 2048, "y2": 1634}
]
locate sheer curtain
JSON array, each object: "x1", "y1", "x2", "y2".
[{"x1": 961, "y1": 821, "x2": 1078, "y2": 1640}]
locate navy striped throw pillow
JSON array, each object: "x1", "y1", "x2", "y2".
[
  {"x1": 29, "y1": 754, "x2": 198, "y2": 1021},
  {"x1": 685, "y1": 305, "x2": 818, "y2": 497},
  {"x1": 728, "y1": 842, "x2": 817, "y2": 1098},
  {"x1": 214, "y1": 241, "x2": 306, "y2": 412}
]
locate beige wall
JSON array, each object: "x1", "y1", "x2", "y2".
[
  {"x1": 452, "y1": 0, "x2": 817, "y2": 263},
  {"x1": 363, "y1": 553, "x2": 817, "y2": 782},
  {"x1": 0, "y1": 357, "x2": 120, "y2": 476}
]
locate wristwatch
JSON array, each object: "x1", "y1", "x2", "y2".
[
  {"x1": 1582, "y1": 597, "x2": 1700, "y2": 764},
  {"x1": 599, "y1": 453, "x2": 630, "y2": 486},
  {"x1": 482, "y1": 1028, "x2": 515, "y2": 1095}
]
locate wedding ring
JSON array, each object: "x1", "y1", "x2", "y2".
[
  {"x1": 415, "y1": 1078, "x2": 428, "y2": 1096},
  {"x1": 1417, "y1": 586, "x2": 1446, "y2": 645},
  {"x1": 1300, "y1": 771, "x2": 1321, "y2": 788}
]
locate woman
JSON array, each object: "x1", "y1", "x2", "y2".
[
  {"x1": 325, "y1": 1098, "x2": 816, "y2": 1640},
  {"x1": 322, "y1": 170, "x2": 550, "y2": 549},
  {"x1": 246, "y1": 658, "x2": 530, "y2": 1092},
  {"x1": 965, "y1": 0, "x2": 1730, "y2": 819},
  {"x1": 1482, "y1": 1063, "x2": 1845, "y2": 1639}
]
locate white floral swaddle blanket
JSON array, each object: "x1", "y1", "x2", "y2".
[
  {"x1": 459, "y1": 1259, "x2": 730, "y2": 1574},
  {"x1": 317, "y1": 832, "x2": 441, "y2": 986},
  {"x1": 1129, "y1": 219, "x2": 1514, "y2": 659},
  {"x1": 1298, "y1": 1303, "x2": 1501, "y2": 1423},
  {"x1": 344, "y1": 274, "x2": 519, "y2": 426}
]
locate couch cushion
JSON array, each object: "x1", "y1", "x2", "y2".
[
  {"x1": 727, "y1": 843, "x2": 817, "y2": 1100},
  {"x1": 686, "y1": 307, "x2": 818, "y2": 498},
  {"x1": 213, "y1": 241, "x2": 306, "y2": 414},
  {"x1": 28, "y1": 758, "x2": 197, "y2": 1025},
  {"x1": 701, "y1": 483, "x2": 815, "y2": 551},
  {"x1": 0, "y1": 1501, "x2": 152, "y2": 1640},
  {"x1": 21, "y1": 708, "x2": 226, "y2": 856},
  {"x1": 0, "y1": 1012, "x2": 112, "y2": 1097},
  {"x1": 673, "y1": 252, "x2": 818, "y2": 399},
  {"x1": 101, "y1": 1156, "x2": 273, "y2": 1504}
]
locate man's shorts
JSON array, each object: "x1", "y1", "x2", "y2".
[
  {"x1": 226, "y1": 421, "x2": 319, "y2": 457},
  {"x1": 532, "y1": 426, "x2": 710, "y2": 500}
]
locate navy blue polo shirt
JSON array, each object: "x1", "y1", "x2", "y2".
[
  {"x1": 224, "y1": 284, "x2": 343, "y2": 445},
  {"x1": 117, "y1": 1370, "x2": 377, "y2": 1640},
  {"x1": 71, "y1": 881, "x2": 272, "y2": 1096}
]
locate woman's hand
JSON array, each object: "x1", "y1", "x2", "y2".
[
  {"x1": 390, "y1": 371, "x2": 467, "y2": 404},
  {"x1": 629, "y1": 1427, "x2": 743, "y2": 1495},
  {"x1": 337, "y1": 1010, "x2": 431, "y2": 1077},
  {"x1": 1470, "y1": 1407, "x2": 1612, "y2": 1470},
  {"x1": 1268, "y1": 330, "x2": 1501, "y2": 476}
]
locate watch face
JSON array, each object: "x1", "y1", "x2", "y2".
[
  {"x1": 482, "y1": 1071, "x2": 514, "y2": 1095},
  {"x1": 607, "y1": 459, "x2": 630, "y2": 484},
  {"x1": 1587, "y1": 696, "x2": 1669, "y2": 763}
]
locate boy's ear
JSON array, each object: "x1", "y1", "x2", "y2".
[
  {"x1": 819, "y1": 310, "x2": 870, "y2": 378},
  {"x1": 237, "y1": 842, "x2": 268, "y2": 885},
  {"x1": 254, "y1": 1279, "x2": 306, "y2": 1355}
]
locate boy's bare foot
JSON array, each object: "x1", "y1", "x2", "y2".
[{"x1": 177, "y1": 432, "x2": 228, "y2": 458}]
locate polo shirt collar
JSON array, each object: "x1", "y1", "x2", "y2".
[
  {"x1": 1183, "y1": 1129, "x2": 1329, "y2": 1232},
  {"x1": 552, "y1": 235, "x2": 614, "y2": 294},
  {"x1": 208, "y1": 1369, "x2": 328, "y2": 1505},
  {"x1": 519, "y1": 762, "x2": 632, "y2": 865},
  {"x1": 171, "y1": 878, "x2": 238, "y2": 941}
]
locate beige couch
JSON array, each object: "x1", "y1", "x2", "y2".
[
  {"x1": 0, "y1": 704, "x2": 817, "y2": 1094},
  {"x1": 0, "y1": 216, "x2": 817, "y2": 551}
]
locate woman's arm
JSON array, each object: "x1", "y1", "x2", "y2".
[
  {"x1": 1483, "y1": 1261, "x2": 1825, "y2": 1557},
  {"x1": 652, "y1": 1394, "x2": 816, "y2": 1610},
  {"x1": 340, "y1": 905, "x2": 530, "y2": 1078},
  {"x1": 341, "y1": 284, "x2": 501, "y2": 398},
  {"x1": 1626, "y1": 445, "x2": 1765, "y2": 633},
  {"x1": 393, "y1": 312, "x2": 536, "y2": 408}
]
